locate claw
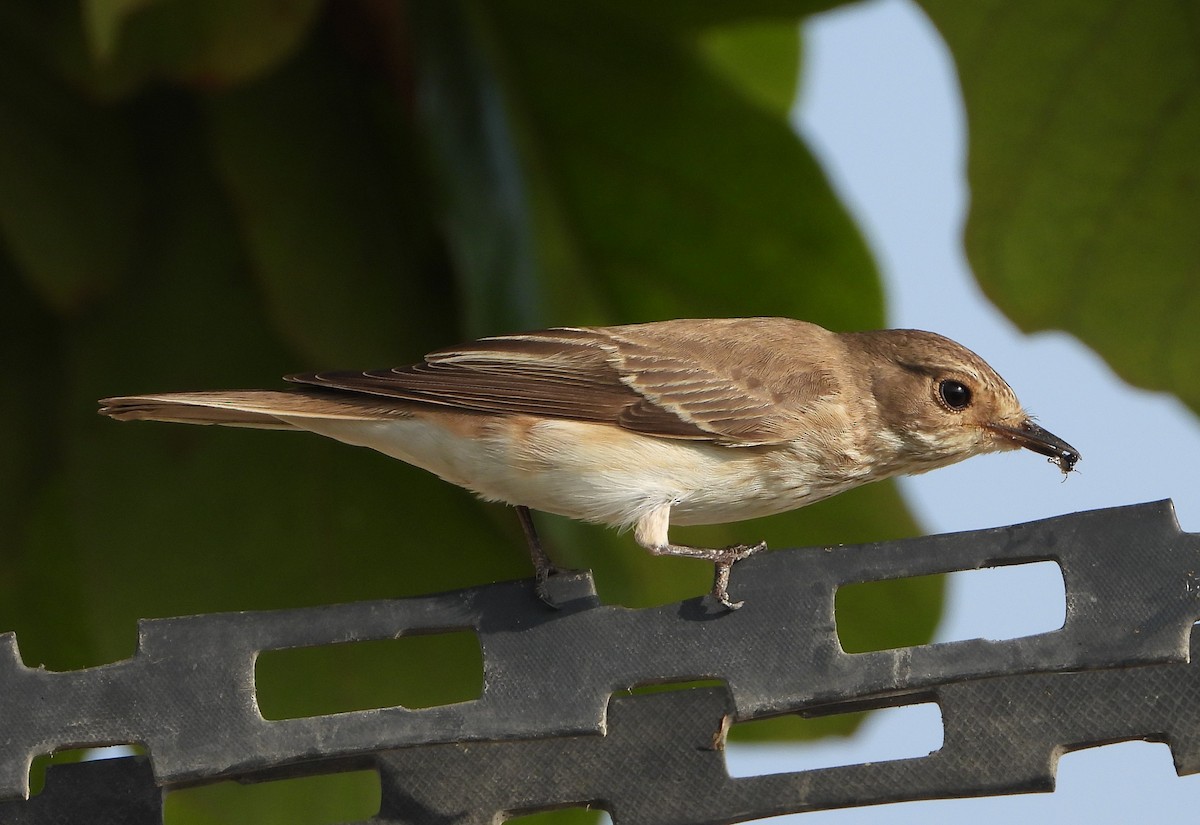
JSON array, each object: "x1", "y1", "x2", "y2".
[
  {"x1": 534, "y1": 568, "x2": 562, "y2": 610},
  {"x1": 710, "y1": 541, "x2": 767, "y2": 610}
]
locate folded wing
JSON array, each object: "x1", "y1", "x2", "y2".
[{"x1": 288, "y1": 321, "x2": 836, "y2": 446}]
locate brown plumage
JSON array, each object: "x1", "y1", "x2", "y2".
[{"x1": 100, "y1": 317, "x2": 1080, "y2": 608}]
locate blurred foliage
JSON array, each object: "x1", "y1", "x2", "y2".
[
  {"x1": 10, "y1": 0, "x2": 1196, "y2": 821},
  {"x1": 0, "y1": 0, "x2": 928, "y2": 819},
  {"x1": 920, "y1": 0, "x2": 1200, "y2": 412}
]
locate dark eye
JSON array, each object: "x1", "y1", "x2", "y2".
[{"x1": 938, "y1": 379, "x2": 972, "y2": 411}]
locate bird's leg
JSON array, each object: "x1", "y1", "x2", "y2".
[
  {"x1": 515, "y1": 505, "x2": 559, "y2": 606},
  {"x1": 515, "y1": 504, "x2": 554, "y2": 576},
  {"x1": 634, "y1": 503, "x2": 766, "y2": 610},
  {"x1": 642, "y1": 541, "x2": 767, "y2": 610}
]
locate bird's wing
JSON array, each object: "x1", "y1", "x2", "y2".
[{"x1": 289, "y1": 321, "x2": 840, "y2": 446}]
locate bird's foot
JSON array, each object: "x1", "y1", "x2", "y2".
[
  {"x1": 535, "y1": 565, "x2": 592, "y2": 609},
  {"x1": 711, "y1": 541, "x2": 767, "y2": 610},
  {"x1": 644, "y1": 539, "x2": 767, "y2": 610},
  {"x1": 726, "y1": 541, "x2": 768, "y2": 564},
  {"x1": 534, "y1": 564, "x2": 565, "y2": 608},
  {"x1": 518, "y1": 504, "x2": 586, "y2": 608}
]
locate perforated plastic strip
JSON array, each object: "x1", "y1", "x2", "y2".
[
  {"x1": 0, "y1": 500, "x2": 1196, "y2": 813},
  {"x1": 16, "y1": 638, "x2": 1200, "y2": 824}
]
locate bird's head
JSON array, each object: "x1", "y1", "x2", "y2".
[{"x1": 845, "y1": 329, "x2": 1080, "y2": 477}]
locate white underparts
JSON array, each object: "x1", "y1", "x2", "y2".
[{"x1": 279, "y1": 414, "x2": 859, "y2": 531}]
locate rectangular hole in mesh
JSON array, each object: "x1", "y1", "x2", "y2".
[
  {"x1": 836, "y1": 560, "x2": 1065, "y2": 653},
  {"x1": 1056, "y1": 740, "x2": 1177, "y2": 790},
  {"x1": 725, "y1": 700, "x2": 943, "y2": 776},
  {"x1": 164, "y1": 769, "x2": 379, "y2": 824},
  {"x1": 505, "y1": 806, "x2": 613, "y2": 824},
  {"x1": 620, "y1": 678, "x2": 725, "y2": 696},
  {"x1": 27, "y1": 746, "x2": 147, "y2": 797},
  {"x1": 255, "y1": 630, "x2": 482, "y2": 720}
]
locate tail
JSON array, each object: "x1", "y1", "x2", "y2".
[{"x1": 98, "y1": 390, "x2": 409, "y2": 430}]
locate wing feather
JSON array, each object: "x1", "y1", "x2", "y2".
[
  {"x1": 286, "y1": 319, "x2": 840, "y2": 445},
  {"x1": 98, "y1": 390, "x2": 410, "y2": 428}
]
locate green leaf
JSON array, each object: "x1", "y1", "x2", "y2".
[
  {"x1": 410, "y1": 2, "x2": 552, "y2": 336},
  {"x1": 479, "y1": 1, "x2": 883, "y2": 330},
  {"x1": 920, "y1": 0, "x2": 1200, "y2": 411},
  {"x1": 206, "y1": 33, "x2": 451, "y2": 365},
  {"x1": 697, "y1": 19, "x2": 802, "y2": 116}
]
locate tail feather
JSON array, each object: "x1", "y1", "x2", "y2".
[{"x1": 98, "y1": 390, "x2": 410, "y2": 429}]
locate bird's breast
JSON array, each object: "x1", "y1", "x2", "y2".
[{"x1": 282, "y1": 413, "x2": 878, "y2": 529}]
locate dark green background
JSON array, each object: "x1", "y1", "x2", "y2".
[{"x1": 0, "y1": 1, "x2": 1195, "y2": 822}]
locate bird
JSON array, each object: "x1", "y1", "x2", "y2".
[{"x1": 98, "y1": 317, "x2": 1080, "y2": 609}]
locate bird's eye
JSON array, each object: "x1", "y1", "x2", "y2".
[{"x1": 938, "y1": 379, "x2": 972, "y2": 411}]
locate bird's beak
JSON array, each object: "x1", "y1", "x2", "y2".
[{"x1": 986, "y1": 420, "x2": 1081, "y2": 473}]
